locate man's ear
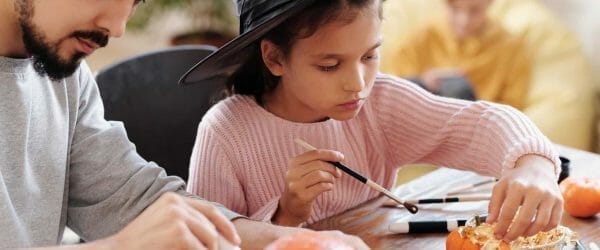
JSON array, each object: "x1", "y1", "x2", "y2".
[{"x1": 261, "y1": 40, "x2": 285, "y2": 76}]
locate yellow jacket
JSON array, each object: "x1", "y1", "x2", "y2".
[
  {"x1": 386, "y1": 18, "x2": 531, "y2": 110},
  {"x1": 381, "y1": 0, "x2": 597, "y2": 151}
]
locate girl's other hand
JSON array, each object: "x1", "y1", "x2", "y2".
[
  {"x1": 273, "y1": 149, "x2": 343, "y2": 226},
  {"x1": 486, "y1": 155, "x2": 563, "y2": 242}
]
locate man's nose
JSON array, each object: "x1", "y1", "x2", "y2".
[{"x1": 94, "y1": 1, "x2": 134, "y2": 38}]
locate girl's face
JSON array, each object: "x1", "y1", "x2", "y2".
[{"x1": 262, "y1": 7, "x2": 382, "y2": 123}]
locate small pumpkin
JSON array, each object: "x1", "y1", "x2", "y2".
[
  {"x1": 560, "y1": 176, "x2": 600, "y2": 218},
  {"x1": 265, "y1": 231, "x2": 354, "y2": 250},
  {"x1": 446, "y1": 230, "x2": 465, "y2": 249},
  {"x1": 446, "y1": 226, "x2": 509, "y2": 250}
]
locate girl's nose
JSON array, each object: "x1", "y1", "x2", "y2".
[{"x1": 343, "y1": 66, "x2": 366, "y2": 92}]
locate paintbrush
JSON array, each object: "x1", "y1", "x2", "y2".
[
  {"x1": 405, "y1": 194, "x2": 491, "y2": 204},
  {"x1": 294, "y1": 138, "x2": 418, "y2": 214},
  {"x1": 446, "y1": 178, "x2": 497, "y2": 195}
]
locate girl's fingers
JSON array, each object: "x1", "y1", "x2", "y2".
[
  {"x1": 301, "y1": 170, "x2": 337, "y2": 188},
  {"x1": 487, "y1": 180, "x2": 507, "y2": 223},
  {"x1": 296, "y1": 161, "x2": 341, "y2": 179},
  {"x1": 303, "y1": 182, "x2": 334, "y2": 201},
  {"x1": 544, "y1": 202, "x2": 563, "y2": 232},
  {"x1": 289, "y1": 149, "x2": 344, "y2": 167},
  {"x1": 503, "y1": 189, "x2": 542, "y2": 241},
  {"x1": 523, "y1": 198, "x2": 554, "y2": 237},
  {"x1": 493, "y1": 186, "x2": 523, "y2": 240},
  {"x1": 287, "y1": 151, "x2": 343, "y2": 181},
  {"x1": 292, "y1": 170, "x2": 336, "y2": 202}
]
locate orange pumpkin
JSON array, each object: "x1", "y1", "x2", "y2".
[
  {"x1": 560, "y1": 176, "x2": 600, "y2": 218},
  {"x1": 446, "y1": 230, "x2": 464, "y2": 249},
  {"x1": 446, "y1": 228, "x2": 509, "y2": 250},
  {"x1": 265, "y1": 231, "x2": 354, "y2": 250}
]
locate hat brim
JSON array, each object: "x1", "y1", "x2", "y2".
[{"x1": 179, "y1": 0, "x2": 318, "y2": 86}]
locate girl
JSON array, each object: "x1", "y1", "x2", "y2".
[{"x1": 182, "y1": 0, "x2": 562, "y2": 242}]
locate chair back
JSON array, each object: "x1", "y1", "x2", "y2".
[{"x1": 95, "y1": 45, "x2": 226, "y2": 180}]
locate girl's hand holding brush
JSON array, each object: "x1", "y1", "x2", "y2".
[{"x1": 273, "y1": 149, "x2": 344, "y2": 227}]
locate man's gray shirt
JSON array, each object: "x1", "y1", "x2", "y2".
[{"x1": 0, "y1": 56, "x2": 238, "y2": 247}]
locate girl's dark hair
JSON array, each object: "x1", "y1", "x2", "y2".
[{"x1": 226, "y1": 0, "x2": 382, "y2": 104}]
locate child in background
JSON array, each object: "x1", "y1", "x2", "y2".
[
  {"x1": 181, "y1": 0, "x2": 563, "y2": 242},
  {"x1": 382, "y1": 0, "x2": 531, "y2": 109}
]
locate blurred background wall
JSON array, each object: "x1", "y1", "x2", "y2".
[
  {"x1": 86, "y1": 0, "x2": 236, "y2": 72},
  {"x1": 542, "y1": 0, "x2": 600, "y2": 82}
]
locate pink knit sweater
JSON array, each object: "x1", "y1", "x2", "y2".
[{"x1": 187, "y1": 75, "x2": 559, "y2": 224}]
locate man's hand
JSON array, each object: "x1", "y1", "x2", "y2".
[{"x1": 103, "y1": 192, "x2": 240, "y2": 250}]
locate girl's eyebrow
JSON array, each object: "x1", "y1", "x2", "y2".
[{"x1": 311, "y1": 39, "x2": 384, "y2": 59}]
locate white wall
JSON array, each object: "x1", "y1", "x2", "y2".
[{"x1": 542, "y1": 0, "x2": 600, "y2": 82}]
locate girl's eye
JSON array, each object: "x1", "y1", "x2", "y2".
[
  {"x1": 134, "y1": 0, "x2": 146, "y2": 5},
  {"x1": 362, "y1": 54, "x2": 379, "y2": 61},
  {"x1": 319, "y1": 65, "x2": 339, "y2": 72}
]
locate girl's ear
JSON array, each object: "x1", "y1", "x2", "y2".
[{"x1": 261, "y1": 40, "x2": 285, "y2": 76}]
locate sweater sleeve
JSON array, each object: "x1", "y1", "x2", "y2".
[
  {"x1": 372, "y1": 75, "x2": 560, "y2": 178},
  {"x1": 187, "y1": 120, "x2": 249, "y2": 217},
  {"x1": 188, "y1": 112, "x2": 286, "y2": 223},
  {"x1": 66, "y1": 63, "x2": 239, "y2": 241}
]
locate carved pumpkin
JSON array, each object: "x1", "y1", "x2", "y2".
[
  {"x1": 265, "y1": 231, "x2": 353, "y2": 250},
  {"x1": 560, "y1": 176, "x2": 600, "y2": 218},
  {"x1": 446, "y1": 227, "x2": 509, "y2": 250},
  {"x1": 446, "y1": 222, "x2": 576, "y2": 250}
]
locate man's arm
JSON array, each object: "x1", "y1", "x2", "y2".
[
  {"x1": 32, "y1": 193, "x2": 241, "y2": 249},
  {"x1": 65, "y1": 63, "x2": 239, "y2": 239},
  {"x1": 30, "y1": 212, "x2": 369, "y2": 250}
]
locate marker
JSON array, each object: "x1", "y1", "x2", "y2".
[
  {"x1": 389, "y1": 216, "x2": 487, "y2": 234},
  {"x1": 389, "y1": 219, "x2": 467, "y2": 233}
]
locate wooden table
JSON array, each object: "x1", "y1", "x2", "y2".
[{"x1": 308, "y1": 145, "x2": 599, "y2": 249}]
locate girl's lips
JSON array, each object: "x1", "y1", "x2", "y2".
[
  {"x1": 339, "y1": 99, "x2": 362, "y2": 110},
  {"x1": 76, "y1": 38, "x2": 98, "y2": 55}
]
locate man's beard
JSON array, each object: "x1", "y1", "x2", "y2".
[{"x1": 17, "y1": 1, "x2": 108, "y2": 81}]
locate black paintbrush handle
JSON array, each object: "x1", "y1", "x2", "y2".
[{"x1": 328, "y1": 161, "x2": 367, "y2": 183}]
